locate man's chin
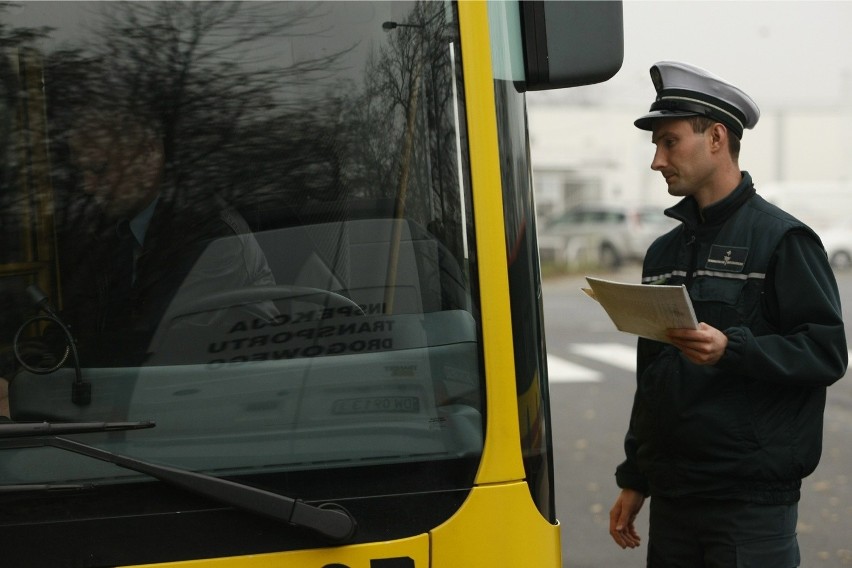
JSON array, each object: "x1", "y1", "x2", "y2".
[{"x1": 667, "y1": 184, "x2": 687, "y2": 197}]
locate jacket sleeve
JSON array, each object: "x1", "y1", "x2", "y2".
[
  {"x1": 615, "y1": 427, "x2": 650, "y2": 495},
  {"x1": 614, "y1": 337, "x2": 654, "y2": 495},
  {"x1": 719, "y1": 230, "x2": 848, "y2": 386}
]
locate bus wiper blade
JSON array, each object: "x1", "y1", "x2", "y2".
[
  {"x1": 0, "y1": 421, "x2": 155, "y2": 439},
  {"x1": 0, "y1": 483, "x2": 92, "y2": 493},
  {"x1": 47, "y1": 436, "x2": 357, "y2": 542}
]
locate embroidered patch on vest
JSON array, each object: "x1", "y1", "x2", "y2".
[{"x1": 705, "y1": 245, "x2": 748, "y2": 272}]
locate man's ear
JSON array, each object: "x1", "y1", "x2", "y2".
[{"x1": 708, "y1": 123, "x2": 727, "y2": 153}]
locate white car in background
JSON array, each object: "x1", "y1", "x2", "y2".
[
  {"x1": 821, "y1": 221, "x2": 852, "y2": 271},
  {"x1": 538, "y1": 204, "x2": 679, "y2": 269}
]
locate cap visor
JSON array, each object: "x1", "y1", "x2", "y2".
[{"x1": 634, "y1": 109, "x2": 699, "y2": 131}]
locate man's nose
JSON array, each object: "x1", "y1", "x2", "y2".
[{"x1": 650, "y1": 148, "x2": 665, "y2": 171}]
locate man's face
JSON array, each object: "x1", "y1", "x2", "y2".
[
  {"x1": 650, "y1": 118, "x2": 714, "y2": 199},
  {"x1": 70, "y1": 123, "x2": 161, "y2": 220}
]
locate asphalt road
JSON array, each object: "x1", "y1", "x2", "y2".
[{"x1": 542, "y1": 264, "x2": 852, "y2": 567}]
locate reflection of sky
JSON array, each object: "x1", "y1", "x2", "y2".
[
  {"x1": 6, "y1": 1, "x2": 418, "y2": 93},
  {"x1": 5, "y1": 1, "x2": 97, "y2": 46}
]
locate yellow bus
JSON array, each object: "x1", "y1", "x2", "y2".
[{"x1": 0, "y1": 1, "x2": 622, "y2": 566}]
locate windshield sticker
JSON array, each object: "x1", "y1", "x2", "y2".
[{"x1": 200, "y1": 310, "x2": 430, "y2": 367}]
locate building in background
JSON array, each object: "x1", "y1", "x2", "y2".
[{"x1": 528, "y1": 103, "x2": 852, "y2": 233}]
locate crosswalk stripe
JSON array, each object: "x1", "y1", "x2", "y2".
[
  {"x1": 547, "y1": 354, "x2": 602, "y2": 383},
  {"x1": 547, "y1": 346, "x2": 851, "y2": 385},
  {"x1": 570, "y1": 343, "x2": 637, "y2": 372}
]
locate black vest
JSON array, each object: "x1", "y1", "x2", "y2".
[
  {"x1": 632, "y1": 188, "x2": 825, "y2": 503},
  {"x1": 643, "y1": 193, "x2": 816, "y2": 336}
]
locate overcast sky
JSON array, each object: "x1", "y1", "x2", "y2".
[{"x1": 529, "y1": 1, "x2": 852, "y2": 111}]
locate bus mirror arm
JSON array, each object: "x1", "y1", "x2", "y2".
[{"x1": 45, "y1": 436, "x2": 358, "y2": 542}]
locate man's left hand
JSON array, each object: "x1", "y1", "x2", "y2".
[{"x1": 666, "y1": 323, "x2": 728, "y2": 366}]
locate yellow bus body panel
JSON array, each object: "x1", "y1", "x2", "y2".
[
  {"x1": 458, "y1": 0, "x2": 525, "y2": 487},
  {"x1": 431, "y1": 482, "x2": 561, "y2": 566},
  {"x1": 124, "y1": 483, "x2": 559, "y2": 568}
]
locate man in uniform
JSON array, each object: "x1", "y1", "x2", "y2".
[
  {"x1": 608, "y1": 61, "x2": 847, "y2": 567},
  {"x1": 56, "y1": 110, "x2": 276, "y2": 365}
]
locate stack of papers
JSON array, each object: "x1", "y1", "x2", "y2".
[{"x1": 582, "y1": 277, "x2": 698, "y2": 343}]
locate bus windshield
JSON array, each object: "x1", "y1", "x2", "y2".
[{"x1": 0, "y1": 0, "x2": 481, "y2": 506}]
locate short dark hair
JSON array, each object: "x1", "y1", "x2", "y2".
[{"x1": 687, "y1": 116, "x2": 740, "y2": 160}]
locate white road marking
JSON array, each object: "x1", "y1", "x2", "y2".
[
  {"x1": 569, "y1": 343, "x2": 637, "y2": 372},
  {"x1": 548, "y1": 346, "x2": 851, "y2": 385},
  {"x1": 546, "y1": 354, "x2": 602, "y2": 383}
]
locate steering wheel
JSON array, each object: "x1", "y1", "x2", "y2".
[{"x1": 164, "y1": 285, "x2": 366, "y2": 319}]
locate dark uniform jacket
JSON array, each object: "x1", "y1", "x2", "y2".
[
  {"x1": 58, "y1": 192, "x2": 275, "y2": 366},
  {"x1": 616, "y1": 172, "x2": 848, "y2": 504}
]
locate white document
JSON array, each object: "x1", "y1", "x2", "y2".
[{"x1": 582, "y1": 277, "x2": 698, "y2": 343}]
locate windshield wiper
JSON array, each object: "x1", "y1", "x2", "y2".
[
  {"x1": 0, "y1": 483, "x2": 92, "y2": 493},
  {"x1": 0, "y1": 420, "x2": 357, "y2": 541},
  {"x1": 0, "y1": 420, "x2": 155, "y2": 439},
  {"x1": 41, "y1": 436, "x2": 357, "y2": 542}
]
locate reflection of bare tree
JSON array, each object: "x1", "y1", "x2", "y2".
[
  {"x1": 341, "y1": 1, "x2": 464, "y2": 261},
  {"x1": 7, "y1": 0, "x2": 467, "y2": 270},
  {"x1": 0, "y1": 5, "x2": 53, "y2": 262},
  {"x1": 0, "y1": 4, "x2": 55, "y2": 359},
  {"x1": 1, "y1": 0, "x2": 472, "y2": 363},
  {"x1": 44, "y1": 1, "x2": 352, "y2": 220}
]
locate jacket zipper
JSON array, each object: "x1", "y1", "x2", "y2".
[{"x1": 685, "y1": 233, "x2": 697, "y2": 288}]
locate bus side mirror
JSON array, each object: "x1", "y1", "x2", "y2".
[{"x1": 520, "y1": 0, "x2": 624, "y2": 91}]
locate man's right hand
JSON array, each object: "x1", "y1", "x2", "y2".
[{"x1": 609, "y1": 488, "x2": 646, "y2": 549}]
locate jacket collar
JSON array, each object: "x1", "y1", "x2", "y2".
[{"x1": 665, "y1": 171, "x2": 755, "y2": 230}]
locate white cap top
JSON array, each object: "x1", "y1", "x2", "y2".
[{"x1": 634, "y1": 61, "x2": 760, "y2": 138}]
